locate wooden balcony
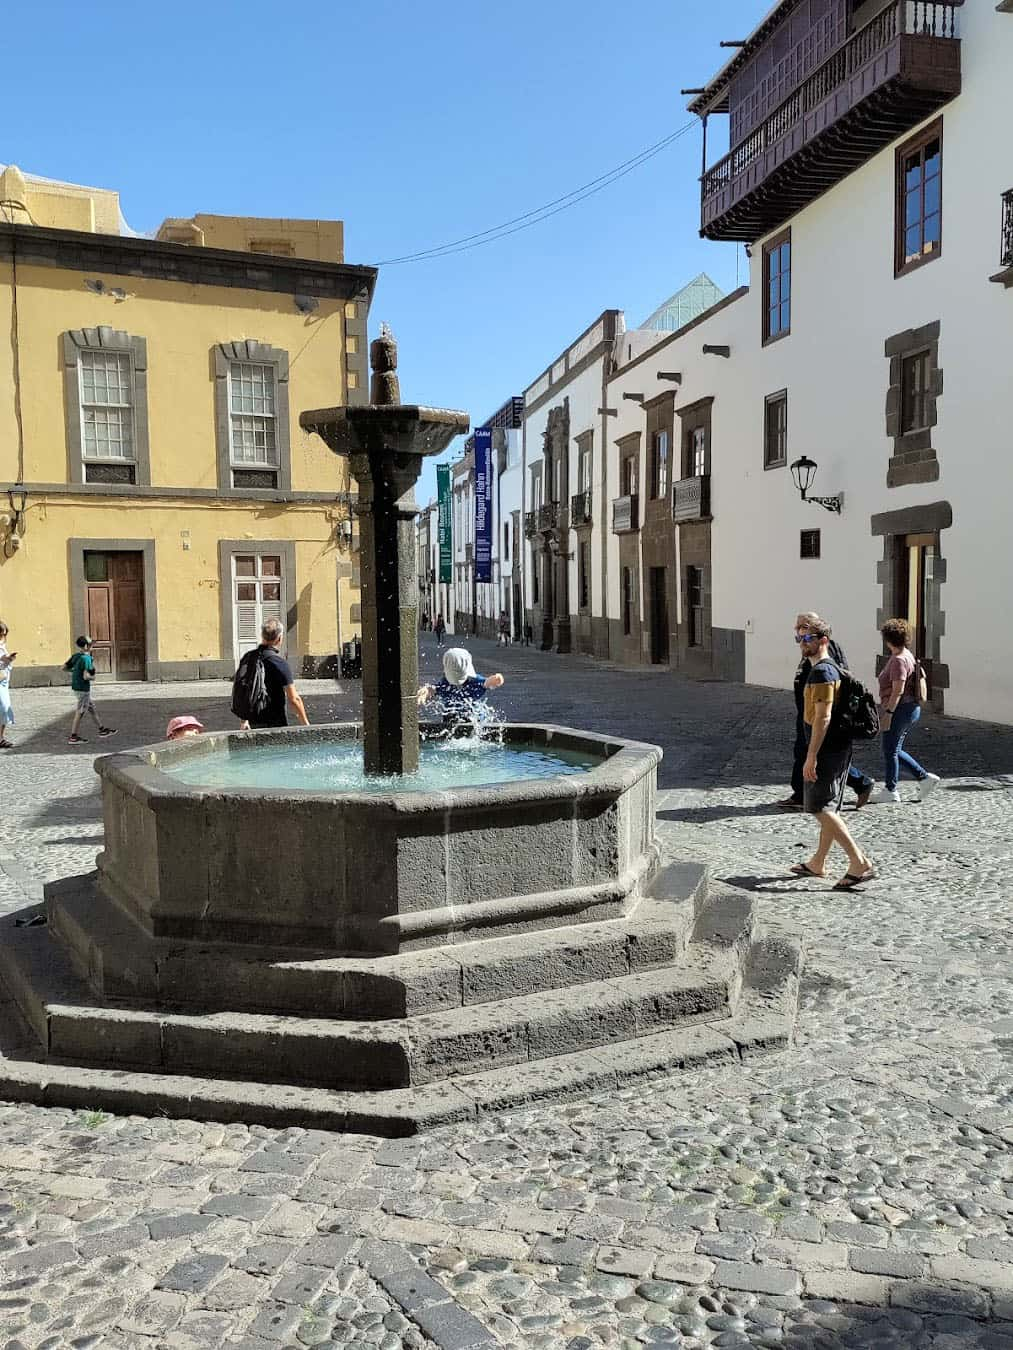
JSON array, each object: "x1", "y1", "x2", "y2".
[
  {"x1": 672, "y1": 475, "x2": 711, "y2": 523},
  {"x1": 612, "y1": 494, "x2": 639, "y2": 534},
  {"x1": 700, "y1": 1, "x2": 963, "y2": 243},
  {"x1": 991, "y1": 189, "x2": 1013, "y2": 288},
  {"x1": 570, "y1": 490, "x2": 593, "y2": 526}
]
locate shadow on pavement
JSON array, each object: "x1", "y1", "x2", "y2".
[{"x1": 10, "y1": 685, "x2": 360, "y2": 756}]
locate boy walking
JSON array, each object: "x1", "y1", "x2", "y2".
[
  {"x1": 790, "y1": 620, "x2": 874, "y2": 890},
  {"x1": 66, "y1": 636, "x2": 116, "y2": 745}
]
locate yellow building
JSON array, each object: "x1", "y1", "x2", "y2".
[{"x1": 0, "y1": 164, "x2": 374, "y2": 685}]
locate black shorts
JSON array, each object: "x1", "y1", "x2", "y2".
[{"x1": 804, "y1": 741, "x2": 853, "y2": 816}]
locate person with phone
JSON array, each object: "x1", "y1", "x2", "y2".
[{"x1": 0, "y1": 621, "x2": 16, "y2": 749}]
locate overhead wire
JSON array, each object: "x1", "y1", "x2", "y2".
[{"x1": 375, "y1": 119, "x2": 698, "y2": 266}]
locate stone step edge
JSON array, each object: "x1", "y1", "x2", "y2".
[
  {"x1": 46, "y1": 862, "x2": 709, "y2": 1019},
  {"x1": 0, "y1": 911, "x2": 746, "y2": 1090},
  {"x1": 0, "y1": 1004, "x2": 792, "y2": 1138}
]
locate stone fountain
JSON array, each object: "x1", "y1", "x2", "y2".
[{"x1": 0, "y1": 334, "x2": 800, "y2": 1134}]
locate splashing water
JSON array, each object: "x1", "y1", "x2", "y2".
[{"x1": 162, "y1": 735, "x2": 597, "y2": 794}]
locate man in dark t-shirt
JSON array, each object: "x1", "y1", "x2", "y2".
[{"x1": 240, "y1": 618, "x2": 309, "y2": 730}]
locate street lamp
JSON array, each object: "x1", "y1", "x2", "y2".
[{"x1": 789, "y1": 456, "x2": 842, "y2": 515}]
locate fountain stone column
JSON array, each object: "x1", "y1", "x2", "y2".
[{"x1": 301, "y1": 331, "x2": 469, "y2": 776}]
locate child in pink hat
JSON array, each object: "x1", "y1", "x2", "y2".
[{"x1": 166, "y1": 715, "x2": 204, "y2": 741}]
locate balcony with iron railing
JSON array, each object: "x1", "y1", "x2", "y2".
[
  {"x1": 672, "y1": 475, "x2": 711, "y2": 523},
  {"x1": 612, "y1": 494, "x2": 639, "y2": 534},
  {"x1": 537, "y1": 502, "x2": 559, "y2": 530},
  {"x1": 570, "y1": 490, "x2": 593, "y2": 526},
  {"x1": 524, "y1": 510, "x2": 539, "y2": 538},
  {"x1": 700, "y1": 1, "x2": 963, "y2": 242},
  {"x1": 992, "y1": 189, "x2": 1013, "y2": 287}
]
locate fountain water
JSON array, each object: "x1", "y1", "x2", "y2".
[{"x1": 0, "y1": 333, "x2": 801, "y2": 1134}]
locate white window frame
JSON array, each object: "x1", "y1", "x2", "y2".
[
  {"x1": 78, "y1": 349, "x2": 136, "y2": 464},
  {"x1": 232, "y1": 553, "x2": 286, "y2": 667},
  {"x1": 227, "y1": 361, "x2": 279, "y2": 470}
]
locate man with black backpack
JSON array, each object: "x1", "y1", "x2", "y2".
[
  {"x1": 232, "y1": 618, "x2": 309, "y2": 731},
  {"x1": 790, "y1": 619, "x2": 876, "y2": 892}
]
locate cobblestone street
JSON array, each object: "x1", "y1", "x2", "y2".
[{"x1": 2, "y1": 638, "x2": 1013, "y2": 1349}]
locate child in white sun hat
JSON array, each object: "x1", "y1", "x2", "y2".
[{"x1": 417, "y1": 647, "x2": 504, "y2": 721}]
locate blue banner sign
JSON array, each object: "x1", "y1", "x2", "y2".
[{"x1": 474, "y1": 429, "x2": 493, "y2": 584}]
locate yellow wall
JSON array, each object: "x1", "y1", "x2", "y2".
[
  {"x1": 5, "y1": 264, "x2": 350, "y2": 492},
  {"x1": 9, "y1": 176, "x2": 122, "y2": 235},
  {"x1": 190, "y1": 215, "x2": 344, "y2": 263},
  {"x1": 0, "y1": 259, "x2": 363, "y2": 676},
  {"x1": 0, "y1": 497, "x2": 349, "y2": 668}
]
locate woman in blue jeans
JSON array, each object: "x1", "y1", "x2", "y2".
[{"x1": 869, "y1": 617, "x2": 940, "y2": 804}]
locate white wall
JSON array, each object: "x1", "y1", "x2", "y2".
[{"x1": 712, "y1": 1, "x2": 1013, "y2": 718}]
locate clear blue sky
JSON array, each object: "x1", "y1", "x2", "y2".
[{"x1": 4, "y1": 0, "x2": 768, "y2": 504}]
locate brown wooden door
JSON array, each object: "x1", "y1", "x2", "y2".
[
  {"x1": 84, "y1": 551, "x2": 146, "y2": 681},
  {"x1": 649, "y1": 567, "x2": 670, "y2": 665}
]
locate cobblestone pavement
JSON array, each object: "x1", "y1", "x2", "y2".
[{"x1": 2, "y1": 638, "x2": 1013, "y2": 1349}]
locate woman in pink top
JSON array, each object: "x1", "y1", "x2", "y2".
[{"x1": 868, "y1": 617, "x2": 940, "y2": 804}]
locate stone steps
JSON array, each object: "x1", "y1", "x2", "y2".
[
  {"x1": 0, "y1": 905, "x2": 742, "y2": 1090},
  {"x1": 44, "y1": 861, "x2": 707, "y2": 1019},
  {"x1": 0, "y1": 928, "x2": 801, "y2": 1135}
]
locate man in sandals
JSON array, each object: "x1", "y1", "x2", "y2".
[{"x1": 791, "y1": 620, "x2": 875, "y2": 891}]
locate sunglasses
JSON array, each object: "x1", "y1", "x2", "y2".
[{"x1": 794, "y1": 632, "x2": 824, "y2": 643}]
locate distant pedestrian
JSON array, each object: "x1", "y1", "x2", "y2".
[
  {"x1": 498, "y1": 611, "x2": 510, "y2": 646},
  {"x1": 232, "y1": 617, "x2": 309, "y2": 731},
  {"x1": 65, "y1": 636, "x2": 117, "y2": 745},
  {"x1": 523, "y1": 623, "x2": 534, "y2": 647},
  {"x1": 434, "y1": 615, "x2": 447, "y2": 649},
  {"x1": 777, "y1": 612, "x2": 874, "y2": 811},
  {"x1": 789, "y1": 619, "x2": 875, "y2": 890},
  {"x1": 0, "y1": 621, "x2": 16, "y2": 749},
  {"x1": 868, "y1": 617, "x2": 939, "y2": 804},
  {"x1": 166, "y1": 715, "x2": 204, "y2": 742}
]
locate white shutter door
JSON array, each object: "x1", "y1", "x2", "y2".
[{"x1": 235, "y1": 603, "x2": 260, "y2": 667}]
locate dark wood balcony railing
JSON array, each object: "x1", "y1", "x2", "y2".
[
  {"x1": 570, "y1": 490, "x2": 593, "y2": 525},
  {"x1": 700, "y1": 0, "x2": 963, "y2": 242},
  {"x1": 612, "y1": 494, "x2": 639, "y2": 534},
  {"x1": 672, "y1": 475, "x2": 711, "y2": 523},
  {"x1": 1003, "y1": 190, "x2": 1013, "y2": 270}
]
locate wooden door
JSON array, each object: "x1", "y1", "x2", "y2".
[
  {"x1": 649, "y1": 567, "x2": 670, "y2": 665},
  {"x1": 901, "y1": 532, "x2": 937, "y2": 692},
  {"x1": 84, "y1": 551, "x2": 146, "y2": 681}
]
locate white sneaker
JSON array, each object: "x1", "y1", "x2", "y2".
[
  {"x1": 868, "y1": 786, "x2": 901, "y2": 804},
  {"x1": 915, "y1": 773, "x2": 941, "y2": 802}
]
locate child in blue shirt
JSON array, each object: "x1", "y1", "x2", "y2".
[{"x1": 418, "y1": 648, "x2": 504, "y2": 722}]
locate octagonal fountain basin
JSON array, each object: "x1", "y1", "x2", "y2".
[{"x1": 95, "y1": 723, "x2": 661, "y2": 956}]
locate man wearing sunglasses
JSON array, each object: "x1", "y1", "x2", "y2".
[
  {"x1": 791, "y1": 620, "x2": 875, "y2": 890},
  {"x1": 778, "y1": 612, "x2": 874, "y2": 811}
]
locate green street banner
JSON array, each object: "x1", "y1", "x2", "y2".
[{"x1": 437, "y1": 463, "x2": 452, "y2": 584}]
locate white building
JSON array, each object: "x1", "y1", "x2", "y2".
[
  {"x1": 599, "y1": 0, "x2": 1011, "y2": 721},
  {"x1": 683, "y1": 0, "x2": 1011, "y2": 722},
  {"x1": 416, "y1": 0, "x2": 1013, "y2": 725},
  {"x1": 522, "y1": 311, "x2": 624, "y2": 656}
]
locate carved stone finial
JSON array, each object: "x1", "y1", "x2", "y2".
[{"x1": 370, "y1": 325, "x2": 400, "y2": 406}]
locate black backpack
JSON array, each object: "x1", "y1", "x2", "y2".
[
  {"x1": 231, "y1": 648, "x2": 270, "y2": 721},
  {"x1": 822, "y1": 660, "x2": 880, "y2": 743}
]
